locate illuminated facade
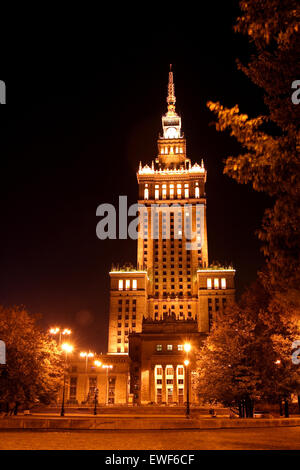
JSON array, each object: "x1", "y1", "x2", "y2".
[{"x1": 107, "y1": 67, "x2": 236, "y2": 404}]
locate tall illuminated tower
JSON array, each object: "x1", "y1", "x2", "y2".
[{"x1": 108, "y1": 67, "x2": 235, "y2": 358}]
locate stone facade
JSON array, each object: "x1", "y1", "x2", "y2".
[
  {"x1": 68, "y1": 68, "x2": 236, "y2": 406},
  {"x1": 64, "y1": 354, "x2": 130, "y2": 405}
]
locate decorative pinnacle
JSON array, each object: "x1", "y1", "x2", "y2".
[{"x1": 167, "y1": 64, "x2": 176, "y2": 111}]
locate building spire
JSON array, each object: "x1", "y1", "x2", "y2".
[{"x1": 167, "y1": 64, "x2": 176, "y2": 114}]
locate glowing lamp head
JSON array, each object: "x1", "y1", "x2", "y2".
[
  {"x1": 184, "y1": 359, "x2": 190, "y2": 367},
  {"x1": 80, "y1": 352, "x2": 87, "y2": 357},
  {"x1": 94, "y1": 360, "x2": 102, "y2": 367},
  {"x1": 275, "y1": 360, "x2": 281, "y2": 365},
  {"x1": 50, "y1": 327, "x2": 60, "y2": 334},
  {"x1": 88, "y1": 352, "x2": 94, "y2": 357},
  {"x1": 62, "y1": 328, "x2": 71, "y2": 335},
  {"x1": 61, "y1": 343, "x2": 73, "y2": 353},
  {"x1": 184, "y1": 343, "x2": 191, "y2": 353}
]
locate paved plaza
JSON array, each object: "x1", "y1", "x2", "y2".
[{"x1": 0, "y1": 427, "x2": 300, "y2": 450}]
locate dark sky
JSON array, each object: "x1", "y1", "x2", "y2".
[{"x1": 0, "y1": 3, "x2": 270, "y2": 352}]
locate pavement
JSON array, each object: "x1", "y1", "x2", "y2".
[{"x1": 1, "y1": 427, "x2": 300, "y2": 450}]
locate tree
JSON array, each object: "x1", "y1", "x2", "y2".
[
  {"x1": 207, "y1": 0, "x2": 300, "y2": 291},
  {"x1": 195, "y1": 283, "x2": 300, "y2": 416},
  {"x1": 0, "y1": 306, "x2": 64, "y2": 408}
]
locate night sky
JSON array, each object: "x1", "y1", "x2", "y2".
[{"x1": 0, "y1": 4, "x2": 270, "y2": 352}]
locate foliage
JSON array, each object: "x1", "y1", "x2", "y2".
[
  {"x1": 195, "y1": 283, "x2": 300, "y2": 413},
  {"x1": 0, "y1": 306, "x2": 64, "y2": 407},
  {"x1": 207, "y1": 0, "x2": 300, "y2": 291}
]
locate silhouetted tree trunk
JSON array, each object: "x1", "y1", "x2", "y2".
[
  {"x1": 284, "y1": 398, "x2": 289, "y2": 418},
  {"x1": 279, "y1": 398, "x2": 283, "y2": 416}
]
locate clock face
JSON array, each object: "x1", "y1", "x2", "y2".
[{"x1": 165, "y1": 127, "x2": 178, "y2": 139}]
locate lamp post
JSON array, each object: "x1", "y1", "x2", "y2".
[
  {"x1": 80, "y1": 351, "x2": 94, "y2": 402},
  {"x1": 184, "y1": 343, "x2": 192, "y2": 419},
  {"x1": 60, "y1": 342, "x2": 73, "y2": 417},
  {"x1": 93, "y1": 388, "x2": 99, "y2": 415},
  {"x1": 102, "y1": 365, "x2": 113, "y2": 405},
  {"x1": 50, "y1": 327, "x2": 71, "y2": 345}
]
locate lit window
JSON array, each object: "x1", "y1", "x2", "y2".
[
  {"x1": 170, "y1": 184, "x2": 174, "y2": 199},
  {"x1": 214, "y1": 278, "x2": 219, "y2": 289},
  {"x1": 162, "y1": 184, "x2": 167, "y2": 199},
  {"x1": 207, "y1": 278, "x2": 212, "y2": 289},
  {"x1": 132, "y1": 279, "x2": 137, "y2": 290},
  {"x1": 144, "y1": 188, "x2": 149, "y2": 200},
  {"x1": 178, "y1": 344, "x2": 183, "y2": 351},
  {"x1": 167, "y1": 344, "x2": 173, "y2": 351},
  {"x1": 195, "y1": 186, "x2": 200, "y2": 198},
  {"x1": 156, "y1": 367, "x2": 163, "y2": 375},
  {"x1": 118, "y1": 280, "x2": 123, "y2": 290},
  {"x1": 165, "y1": 147, "x2": 168, "y2": 154},
  {"x1": 177, "y1": 366, "x2": 184, "y2": 375},
  {"x1": 155, "y1": 185, "x2": 159, "y2": 200},
  {"x1": 221, "y1": 278, "x2": 226, "y2": 289},
  {"x1": 175, "y1": 147, "x2": 178, "y2": 153},
  {"x1": 161, "y1": 148, "x2": 164, "y2": 154},
  {"x1": 184, "y1": 184, "x2": 189, "y2": 198},
  {"x1": 156, "y1": 344, "x2": 162, "y2": 351},
  {"x1": 170, "y1": 147, "x2": 174, "y2": 154},
  {"x1": 180, "y1": 148, "x2": 183, "y2": 153},
  {"x1": 166, "y1": 367, "x2": 173, "y2": 376},
  {"x1": 125, "y1": 279, "x2": 130, "y2": 290}
]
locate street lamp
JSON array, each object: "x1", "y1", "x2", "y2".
[
  {"x1": 49, "y1": 327, "x2": 72, "y2": 345},
  {"x1": 102, "y1": 365, "x2": 113, "y2": 405},
  {"x1": 184, "y1": 342, "x2": 191, "y2": 418},
  {"x1": 80, "y1": 351, "x2": 95, "y2": 402},
  {"x1": 93, "y1": 360, "x2": 103, "y2": 415},
  {"x1": 94, "y1": 388, "x2": 99, "y2": 415},
  {"x1": 60, "y1": 342, "x2": 73, "y2": 417}
]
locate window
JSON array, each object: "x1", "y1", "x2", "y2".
[
  {"x1": 184, "y1": 184, "x2": 189, "y2": 198},
  {"x1": 155, "y1": 185, "x2": 159, "y2": 200},
  {"x1": 162, "y1": 184, "x2": 167, "y2": 199},
  {"x1": 167, "y1": 344, "x2": 173, "y2": 351},
  {"x1": 207, "y1": 278, "x2": 212, "y2": 289},
  {"x1": 195, "y1": 186, "x2": 200, "y2": 198},
  {"x1": 156, "y1": 367, "x2": 163, "y2": 376},
  {"x1": 132, "y1": 279, "x2": 137, "y2": 290},
  {"x1": 214, "y1": 278, "x2": 219, "y2": 289},
  {"x1": 156, "y1": 344, "x2": 162, "y2": 351},
  {"x1": 118, "y1": 279, "x2": 123, "y2": 290},
  {"x1": 178, "y1": 344, "x2": 183, "y2": 351},
  {"x1": 170, "y1": 184, "x2": 174, "y2": 199},
  {"x1": 177, "y1": 367, "x2": 184, "y2": 375},
  {"x1": 125, "y1": 279, "x2": 130, "y2": 290},
  {"x1": 144, "y1": 188, "x2": 149, "y2": 200},
  {"x1": 177, "y1": 184, "x2": 182, "y2": 198},
  {"x1": 166, "y1": 367, "x2": 173, "y2": 376},
  {"x1": 221, "y1": 278, "x2": 226, "y2": 289}
]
